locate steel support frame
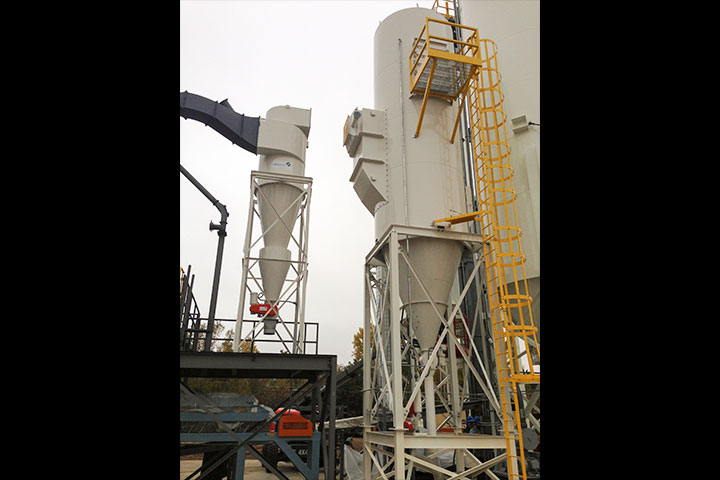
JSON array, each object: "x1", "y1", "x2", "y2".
[
  {"x1": 363, "y1": 224, "x2": 508, "y2": 480},
  {"x1": 180, "y1": 431, "x2": 321, "y2": 480},
  {"x1": 180, "y1": 352, "x2": 337, "y2": 480},
  {"x1": 233, "y1": 170, "x2": 313, "y2": 354}
]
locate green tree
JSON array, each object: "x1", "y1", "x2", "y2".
[
  {"x1": 352, "y1": 327, "x2": 363, "y2": 363},
  {"x1": 334, "y1": 327, "x2": 366, "y2": 418}
]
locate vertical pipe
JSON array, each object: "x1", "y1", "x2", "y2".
[
  {"x1": 423, "y1": 351, "x2": 437, "y2": 436},
  {"x1": 179, "y1": 165, "x2": 228, "y2": 352},
  {"x1": 205, "y1": 225, "x2": 226, "y2": 351},
  {"x1": 398, "y1": 39, "x2": 409, "y2": 226}
]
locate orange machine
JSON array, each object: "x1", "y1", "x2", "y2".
[
  {"x1": 269, "y1": 408, "x2": 313, "y2": 437},
  {"x1": 277, "y1": 414, "x2": 313, "y2": 437}
]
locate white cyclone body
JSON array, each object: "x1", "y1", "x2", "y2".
[{"x1": 255, "y1": 105, "x2": 311, "y2": 335}]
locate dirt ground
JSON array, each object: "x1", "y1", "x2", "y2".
[{"x1": 180, "y1": 458, "x2": 326, "y2": 480}]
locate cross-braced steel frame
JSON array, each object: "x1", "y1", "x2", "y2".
[
  {"x1": 234, "y1": 171, "x2": 313, "y2": 354},
  {"x1": 180, "y1": 352, "x2": 337, "y2": 480},
  {"x1": 362, "y1": 224, "x2": 514, "y2": 480}
]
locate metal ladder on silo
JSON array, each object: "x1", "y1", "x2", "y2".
[
  {"x1": 430, "y1": 29, "x2": 540, "y2": 480},
  {"x1": 468, "y1": 41, "x2": 540, "y2": 480}
]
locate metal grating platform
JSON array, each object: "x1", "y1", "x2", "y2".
[{"x1": 412, "y1": 56, "x2": 474, "y2": 98}]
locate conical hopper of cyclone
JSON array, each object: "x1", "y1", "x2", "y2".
[{"x1": 257, "y1": 181, "x2": 302, "y2": 312}]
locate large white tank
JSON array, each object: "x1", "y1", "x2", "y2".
[
  {"x1": 373, "y1": 7, "x2": 468, "y2": 237},
  {"x1": 345, "y1": 7, "x2": 469, "y2": 353},
  {"x1": 460, "y1": 0, "x2": 540, "y2": 336},
  {"x1": 377, "y1": 7, "x2": 468, "y2": 353}
]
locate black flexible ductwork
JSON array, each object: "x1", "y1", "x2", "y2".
[{"x1": 180, "y1": 91, "x2": 261, "y2": 154}]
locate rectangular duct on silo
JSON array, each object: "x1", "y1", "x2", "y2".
[{"x1": 344, "y1": 108, "x2": 388, "y2": 214}]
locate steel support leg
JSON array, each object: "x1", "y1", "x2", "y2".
[{"x1": 232, "y1": 447, "x2": 246, "y2": 480}]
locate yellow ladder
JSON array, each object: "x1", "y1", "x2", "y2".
[
  {"x1": 468, "y1": 38, "x2": 539, "y2": 480},
  {"x1": 412, "y1": 8, "x2": 540, "y2": 478}
]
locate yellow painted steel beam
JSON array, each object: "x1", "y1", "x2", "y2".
[
  {"x1": 511, "y1": 374, "x2": 540, "y2": 384},
  {"x1": 427, "y1": 48, "x2": 483, "y2": 67},
  {"x1": 414, "y1": 57, "x2": 437, "y2": 138},
  {"x1": 450, "y1": 68, "x2": 478, "y2": 143},
  {"x1": 432, "y1": 210, "x2": 485, "y2": 225},
  {"x1": 450, "y1": 92, "x2": 467, "y2": 144},
  {"x1": 410, "y1": 55, "x2": 431, "y2": 93}
]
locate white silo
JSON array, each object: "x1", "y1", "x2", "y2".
[
  {"x1": 348, "y1": 4, "x2": 540, "y2": 479},
  {"x1": 344, "y1": 6, "x2": 471, "y2": 435},
  {"x1": 375, "y1": 8, "x2": 468, "y2": 361}
]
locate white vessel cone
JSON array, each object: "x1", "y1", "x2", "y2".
[
  {"x1": 388, "y1": 237, "x2": 463, "y2": 351},
  {"x1": 258, "y1": 246, "x2": 292, "y2": 306},
  {"x1": 257, "y1": 182, "x2": 302, "y2": 255},
  {"x1": 256, "y1": 182, "x2": 302, "y2": 331}
]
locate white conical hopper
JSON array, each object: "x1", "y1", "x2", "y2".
[
  {"x1": 257, "y1": 181, "x2": 302, "y2": 311},
  {"x1": 385, "y1": 236, "x2": 462, "y2": 435},
  {"x1": 386, "y1": 237, "x2": 463, "y2": 352}
]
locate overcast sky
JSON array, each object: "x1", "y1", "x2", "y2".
[{"x1": 180, "y1": 0, "x2": 427, "y2": 365}]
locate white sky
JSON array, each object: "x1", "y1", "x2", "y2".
[{"x1": 180, "y1": 0, "x2": 428, "y2": 365}]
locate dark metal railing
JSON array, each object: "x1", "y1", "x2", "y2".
[
  {"x1": 180, "y1": 265, "x2": 208, "y2": 352},
  {"x1": 180, "y1": 265, "x2": 320, "y2": 354}
]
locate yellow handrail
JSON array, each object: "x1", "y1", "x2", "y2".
[
  {"x1": 408, "y1": 17, "x2": 481, "y2": 137},
  {"x1": 431, "y1": 0, "x2": 455, "y2": 20}
]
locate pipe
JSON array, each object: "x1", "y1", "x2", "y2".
[
  {"x1": 422, "y1": 351, "x2": 437, "y2": 436},
  {"x1": 180, "y1": 164, "x2": 229, "y2": 351}
]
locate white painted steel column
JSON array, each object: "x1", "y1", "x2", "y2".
[
  {"x1": 363, "y1": 265, "x2": 372, "y2": 480},
  {"x1": 390, "y1": 229, "x2": 406, "y2": 480},
  {"x1": 389, "y1": 229, "x2": 404, "y2": 430},
  {"x1": 233, "y1": 174, "x2": 259, "y2": 352}
]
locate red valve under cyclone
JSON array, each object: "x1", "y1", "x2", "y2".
[{"x1": 249, "y1": 303, "x2": 278, "y2": 316}]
